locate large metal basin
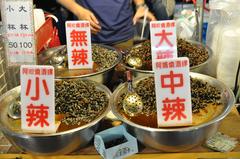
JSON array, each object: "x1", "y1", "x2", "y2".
[
  {"x1": 38, "y1": 44, "x2": 122, "y2": 84},
  {"x1": 0, "y1": 80, "x2": 111, "y2": 155},
  {"x1": 122, "y1": 40, "x2": 212, "y2": 78},
  {"x1": 111, "y1": 73, "x2": 235, "y2": 152}
]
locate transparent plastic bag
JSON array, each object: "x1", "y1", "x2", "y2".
[{"x1": 206, "y1": 0, "x2": 240, "y2": 89}]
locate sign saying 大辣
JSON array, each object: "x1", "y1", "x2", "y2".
[
  {"x1": 65, "y1": 21, "x2": 93, "y2": 69},
  {"x1": 1, "y1": 0, "x2": 36, "y2": 66},
  {"x1": 20, "y1": 65, "x2": 55, "y2": 133},
  {"x1": 153, "y1": 57, "x2": 192, "y2": 127},
  {"x1": 150, "y1": 20, "x2": 177, "y2": 63}
]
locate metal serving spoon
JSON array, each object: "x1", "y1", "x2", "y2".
[
  {"x1": 122, "y1": 71, "x2": 143, "y2": 117},
  {"x1": 8, "y1": 99, "x2": 21, "y2": 120},
  {"x1": 126, "y1": 55, "x2": 143, "y2": 69}
]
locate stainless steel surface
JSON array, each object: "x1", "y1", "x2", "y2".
[
  {"x1": 38, "y1": 45, "x2": 122, "y2": 84},
  {"x1": 0, "y1": 80, "x2": 112, "y2": 155},
  {"x1": 196, "y1": 0, "x2": 204, "y2": 42},
  {"x1": 111, "y1": 73, "x2": 235, "y2": 152},
  {"x1": 123, "y1": 40, "x2": 213, "y2": 78}
]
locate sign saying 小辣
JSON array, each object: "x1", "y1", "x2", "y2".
[
  {"x1": 150, "y1": 20, "x2": 177, "y2": 63},
  {"x1": 65, "y1": 21, "x2": 93, "y2": 69},
  {"x1": 153, "y1": 57, "x2": 192, "y2": 127},
  {"x1": 21, "y1": 65, "x2": 55, "y2": 133},
  {"x1": 1, "y1": 0, "x2": 36, "y2": 66}
]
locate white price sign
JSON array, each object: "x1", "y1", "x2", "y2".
[
  {"x1": 65, "y1": 21, "x2": 93, "y2": 69},
  {"x1": 153, "y1": 57, "x2": 192, "y2": 127},
  {"x1": 20, "y1": 65, "x2": 55, "y2": 133},
  {"x1": 150, "y1": 20, "x2": 177, "y2": 64},
  {"x1": 1, "y1": 0, "x2": 36, "y2": 66}
]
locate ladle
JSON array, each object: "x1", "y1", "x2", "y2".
[
  {"x1": 8, "y1": 98, "x2": 21, "y2": 120},
  {"x1": 122, "y1": 71, "x2": 143, "y2": 116},
  {"x1": 126, "y1": 55, "x2": 143, "y2": 69}
]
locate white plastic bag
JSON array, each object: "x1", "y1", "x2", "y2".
[{"x1": 176, "y1": 10, "x2": 196, "y2": 40}]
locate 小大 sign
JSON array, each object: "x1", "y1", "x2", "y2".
[{"x1": 1, "y1": 0, "x2": 36, "y2": 66}]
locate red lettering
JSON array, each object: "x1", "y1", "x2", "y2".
[
  {"x1": 162, "y1": 97, "x2": 187, "y2": 121},
  {"x1": 155, "y1": 29, "x2": 173, "y2": 48},
  {"x1": 161, "y1": 70, "x2": 184, "y2": 94},
  {"x1": 26, "y1": 103, "x2": 49, "y2": 127},
  {"x1": 70, "y1": 30, "x2": 87, "y2": 46},
  {"x1": 156, "y1": 50, "x2": 173, "y2": 59},
  {"x1": 71, "y1": 48, "x2": 89, "y2": 65},
  {"x1": 25, "y1": 77, "x2": 50, "y2": 101}
]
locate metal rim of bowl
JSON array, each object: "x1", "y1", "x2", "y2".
[
  {"x1": 55, "y1": 44, "x2": 122, "y2": 79},
  {"x1": 122, "y1": 40, "x2": 213, "y2": 73},
  {"x1": 111, "y1": 72, "x2": 235, "y2": 132},
  {"x1": 0, "y1": 79, "x2": 112, "y2": 137}
]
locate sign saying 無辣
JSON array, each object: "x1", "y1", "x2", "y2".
[
  {"x1": 150, "y1": 20, "x2": 177, "y2": 63},
  {"x1": 65, "y1": 21, "x2": 93, "y2": 69},
  {"x1": 153, "y1": 57, "x2": 192, "y2": 127},
  {"x1": 1, "y1": 0, "x2": 36, "y2": 66},
  {"x1": 21, "y1": 65, "x2": 55, "y2": 133}
]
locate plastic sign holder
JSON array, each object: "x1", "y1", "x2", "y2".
[
  {"x1": 20, "y1": 65, "x2": 57, "y2": 133},
  {"x1": 65, "y1": 21, "x2": 93, "y2": 69},
  {"x1": 153, "y1": 57, "x2": 192, "y2": 127},
  {"x1": 150, "y1": 20, "x2": 177, "y2": 63}
]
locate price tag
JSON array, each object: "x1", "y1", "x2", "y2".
[
  {"x1": 20, "y1": 65, "x2": 55, "y2": 133},
  {"x1": 65, "y1": 21, "x2": 93, "y2": 69},
  {"x1": 1, "y1": 0, "x2": 36, "y2": 66},
  {"x1": 153, "y1": 57, "x2": 192, "y2": 127},
  {"x1": 150, "y1": 20, "x2": 177, "y2": 63}
]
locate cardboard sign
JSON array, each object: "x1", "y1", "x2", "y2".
[
  {"x1": 65, "y1": 21, "x2": 93, "y2": 69},
  {"x1": 1, "y1": 0, "x2": 36, "y2": 66},
  {"x1": 20, "y1": 65, "x2": 55, "y2": 133},
  {"x1": 150, "y1": 20, "x2": 177, "y2": 63},
  {"x1": 153, "y1": 57, "x2": 192, "y2": 127}
]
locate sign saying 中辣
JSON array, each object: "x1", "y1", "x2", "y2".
[
  {"x1": 150, "y1": 20, "x2": 177, "y2": 63},
  {"x1": 153, "y1": 57, "x2": 192, "y2": 127},
  {"x1": 1, "y1": 0, "x2": 36, "y2": 66},
  {"x1": 21, "y1": 65, "x2": 55, "y2": 133},
  {"x1": 65, "y1": 21, "x2": 93, "y2": 69}
]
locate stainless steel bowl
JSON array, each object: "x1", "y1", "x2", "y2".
[
  {"x1": 122, "y1": 40, "x2": 213, "y2": 78},
  {"x1": 0, "y1": 80, "x2": 112, "y2": 155},
  {"x1": 111, "y1": 73, "x2": 235, "y2": 152},
  {"x1": 38, "y1": 44, "x2": 122, "y2": 84}
]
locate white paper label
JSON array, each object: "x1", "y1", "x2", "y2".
[
  {"x1": 150, "y1": 20, "x2": 177, "y2": 63},
  {"x1": 153, "y1": 57, "x2": 192, "y2": 127},
  {"x1": 20, "y1": 65, "x2": 55, "y2": 133},
  {"x1": 65, "y1": 21, "x2": 93, "y2": 69},
  {"x1": 1, "y1": 0, "x2": 36, "y2": 66}
]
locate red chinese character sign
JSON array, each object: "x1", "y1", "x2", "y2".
[
  {"x1": 21, "y1": 65, "x2": 55, "y2": 133},
  {"x1": 150, "y1": 20, "x2": 177, "y2": 63},
  {"x1": 65, "y1": 21, "x2": 93, "y2": 69},
  {"x1": 1, "y1": 0, "x2": 36, "y2": 66},
  {"x1": 153, "y1": 57, "x2": 192, "y2": 127}
]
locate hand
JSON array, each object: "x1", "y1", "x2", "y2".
[
  {"x1": 133, "y1": 6, "x2": 156, "y2": 25},
  {"x1": 76, "y1": 7, "x2": 101, "y2": 34}
]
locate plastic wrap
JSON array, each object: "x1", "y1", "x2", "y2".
[{"x1": 206, "y1": 0, "x2": 240, "y2": 89}]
